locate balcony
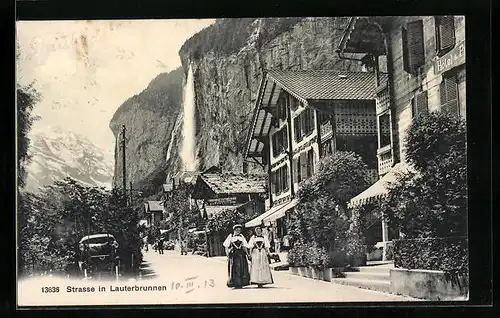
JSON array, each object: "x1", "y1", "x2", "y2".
[
  {"x1": 377, "y1": 146, "x2": 393, "y2": 176},
  {"x1": 320, "y1": 122, "x2": 333, "y2": 139}
]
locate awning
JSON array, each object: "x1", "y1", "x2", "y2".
[
  {"x1": 348, "y1": 162, "x2": 416, "y2": 208},
  {"x1": 245, "y1": 199, "x2": 297, "y2": 228},
  {"x1": 263, "y1": 199, "x2": 298, "y2": 225}
]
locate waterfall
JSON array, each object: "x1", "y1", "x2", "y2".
[
  {"x1": 180, "y1": 64, "x2": 198, "y2": 171},
  {"x1": 166, "y1": 111, "x2": 182, "y2": 162}
]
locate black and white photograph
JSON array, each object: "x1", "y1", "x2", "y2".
[{"x1": 16, "y1": 16, "x2": 468, "y2": 307}]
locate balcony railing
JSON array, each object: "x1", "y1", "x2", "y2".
[
  {"x1": 376, "y1": 84, "x2": 390, "y2": 115},
  {"x1": 377, "y1": 146, "x2": 393, "y2": 176},
  {"x1": 320, "y1": 122, "x2": 333, "y2": 139}
]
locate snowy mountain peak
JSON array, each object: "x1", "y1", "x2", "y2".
[{"x1": 25, "y1": 126, "x2": 114, "y2": 193}]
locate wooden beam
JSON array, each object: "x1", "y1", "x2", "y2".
[{"x1": 285, "y1": 94, "x2": 295, "y2": 198}]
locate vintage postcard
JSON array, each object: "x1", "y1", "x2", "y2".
[{"x1": 16, "y1": 16, "x2": 468, "y2": 307}]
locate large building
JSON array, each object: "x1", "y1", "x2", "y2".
[
  {"x1": 244, "y1": 69, "x2": 381, "y2": 251},
  {"x1": 339, "y1": 16, "x2": 466, "y2": 259}
]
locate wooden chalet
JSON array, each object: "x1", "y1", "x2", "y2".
[
  {"x1": 244, "y1": 69, "x2": 381, "y2": 251},
  {"x1": 337, "y1": 16, "x2": 466, "y2": 260},
  {"x1": 144, "y1": 200, "x2": 164, "y2": 227},
  {"x1": 192, "y1": 168, "x2": 266, "y2": 256}
]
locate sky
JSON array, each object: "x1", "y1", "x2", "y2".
[{"x1": 16, "y1": 19, "x2": 215, "y2": 154}]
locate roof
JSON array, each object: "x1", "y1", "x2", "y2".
[
  {"x1": 163, "y1": 184, "x2": 173, "y2": 192},
  {"x1": 146, "y1": 200, "x2": 164, "y2": 212},
  {"x1": 79, "y1": 233, "x2": 115, "y2": 243},
  {"x1": 348, "y1": 162, "x2": 417, "y2": 208},
  {"x1": 245, "y1": 199, "x2": 297, "y2": 227},
  {"x1": 337, "y1": 17, "x2": 388, "y2": 55},
  {"x1": 200, "y1": 173, "x2": 267, "y2": 195},
  {"x1": 267, "y1": 70, "x2": 384, "y2": 101},
  {"x1": 174, "y1": 171, "x2": 200, "y2": 185},
  {"x1": 245, "y1": 69, "x2": 383, "y2": 158}
]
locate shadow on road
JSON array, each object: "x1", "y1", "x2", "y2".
[{"x1": 138, "y1": 261, "x2": 158, "y2": 280}]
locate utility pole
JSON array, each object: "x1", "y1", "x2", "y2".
[{"x1": 121, "y1": 124, "x2": 127, "y2": 198}]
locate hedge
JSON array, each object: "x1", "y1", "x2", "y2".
[
  {"x1": 393, "y1": 236, "x2": 468, "y2": 275},
  {"x1": 288, "y1": 241, "x2": 348, "y2": 269}
]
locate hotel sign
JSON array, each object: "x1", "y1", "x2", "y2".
[{"x1": 434, "y1": 41, "x2": 465, "y2": 75}]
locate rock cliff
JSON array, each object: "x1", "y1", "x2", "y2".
[
  {"x1": 111, "y1": 18, "x2": 363, "y2": 196},
  {"x1": 110, "y1": 67, "x2": 184, "y2": 195}
]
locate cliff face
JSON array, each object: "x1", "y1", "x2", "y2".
[
  {"x1": 110, "y1": 67, "x2": 184, "y2": 195},
  {"x1": 111, "y1": 18, "x2": 364, "y2": 196},
  {"x1": 179, "y1": 17, "x2": 363, "y2": 173}
]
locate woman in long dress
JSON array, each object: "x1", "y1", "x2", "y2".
[
  {"x1": 223, "y1": 224, "x2": 250, "y2": 289},
  {"x1": 248, "y1": 226, "x2": 274, "y2": 287}
]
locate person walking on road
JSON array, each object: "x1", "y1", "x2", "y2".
[
  {"x1": 248, "y1": 226, "x2": 273, "y2": 288},
  {"x1": 223, "y1": 224, "x2": 250, "y2": 289},
  {"x1": 158, "y1": 239, "x2": 164, "y2": 255}
]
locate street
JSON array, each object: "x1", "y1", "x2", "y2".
[
  {"x1": 18, "y1": 249, "x2": 420, "y2": 306},
  {"x1": 136, "y1": 249, "x2": 419, "y2": 303}
]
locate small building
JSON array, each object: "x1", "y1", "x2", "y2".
[
  {"x1": 144, "y1": 200, "x2": 164, "y2": 227},
  {"x1": 244, "y1": 69, "x2": 381, "y2": 252},
  {"x1": 337, "y1": 15, "x2": 466, "y2": 260},
  {"x1": 192, "y1": 168, "x2": 267, "y2": 256}
]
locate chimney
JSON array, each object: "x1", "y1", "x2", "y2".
[{"x1": 243, "y1": 161, "x2": 248, "y2": 174}]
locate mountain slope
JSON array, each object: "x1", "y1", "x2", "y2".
[{"x1": 25, "y1": 126, "x2": 114, "y2": 193}]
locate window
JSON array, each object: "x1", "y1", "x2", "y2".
[
  {"x1": 293, "y1": 155, "x2": 302, "y2": 184},
  {"x1": 307, "y1": 148, "x2": 315, "y2": 178},
  {"x1": 412, "y1": 91, "x2": 429, "y2": 118},
  {"x1": 290, "y1": 96, "x2": 299, "y2": 112},
  {"x1": 271, "y1": 165, "x2": 289, "y2": 195},
  {"x1": 435, "y1": 16, "x2": 456, "y2": 56},
  {"x1": 402, "y1": 20, "x2": 425, "y2": 74},
  {"x1": 276, "y1": 93, "x2": 288, "y2": 122},
  {"x1": 294, "y1": 108, "x2": 315, "y2": 142},
  {"x1": 272, "y1": 126, "x2": 288, "y2": 157},
  {"x1": 440, "y1": 74, "x2": 459, "y2": 116},
  {"x1": 378, "y1": 113, "x2": 391, "y2": 148},
  {"x1": 294, "y1": 116, "x2": 302, "y2": 143},
  {"x1": 321, "y1": 140, "x2": 333, "y2": 157}
]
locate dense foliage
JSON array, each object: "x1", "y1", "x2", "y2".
[
  {"x1": 379, "y1": 112, "x2": 467, "y2": 238},
  {"x1": 161, "y1": 183, "x2": 203, "y2": 240},
  {"x1": 393, "y1": 237, "x2": 468, "y2": 275},
  {"x1": 288, "y1": 152, "x2": 370, "y2": 268},
  {"x1": 205, "y1": 203, "x2": 260, "y2": 235},
  {"x1": 17, "y1": 84, "x2": 40, "y2": 188},
  {"x1": 18, "y1": 178, "x2": 143, "y2": 276}
]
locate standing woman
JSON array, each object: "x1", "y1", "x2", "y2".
[
  {"x1": 248, "y1": 226, "x2": 274, "y2": 288},
  {"x1": 223, "y1": 224, "x2": 250, "y2": 289}
]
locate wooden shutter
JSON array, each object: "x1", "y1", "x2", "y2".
[
  {"x1": 301, "y1": 110, "x2": 307, "y2": 137},
  {"x1": 272, "y1": 134, "x2": 277, "y2": 157},
  {"x1": 300, "y1": 151, "x2": 308, "y2": 180},
  {"x1": 309, "y1": 109, "x2": 315, "y2": 134},
  {"x1": 270, "y1": 171, "x2": 276, "y2": 194},
  {"x1": 295, "y1": 116, "x2": 302, "y2": 142},
  {"x1": 436, "y1": 16, "x2": 455, "y2": 54},
  {"x1": 412, "y1": 91, "x2": 429, "y2": 118},
  {"x1": 307, "y1": 149, "x2": 314, "y2": 177},
  {"x1": 283, "y1": 126, "x2": 288, "y2": 153},
  {"x1": 292, "y1": 158, "x2": 298, "y2": 184},
  {"x1": 403, "y1": 20, "x2": 425, "y2": 73},
  {"x1": 283, "y1": 165, "x2": 289, "y2": 191},
  {"x1": 440, "y1": 76, "x2": 459, "y2": 116},
  {"x1": 402, "y1": 26, "x2": 410, "y2": 73}
]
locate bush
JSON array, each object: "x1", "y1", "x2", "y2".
[
  {"x1": 287, "y1": 241, "x2": 331, "y2": 269},
  {"x1": 379, "y1": 112, "x2": 467, "y2": 239},
  {"x1": 393, "y1": 237, "x2": 468, "y2": 275}
]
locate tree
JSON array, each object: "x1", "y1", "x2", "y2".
[
  {"x1": 17, "y1": 84, "x2": 40, "y2": 189},
  {"x1": 18, "y1": 178, "x2": 143, "y2": 276},
  {"x1": 162, "y1": 183, "x2": 202, "y2": 240},
  {"x1": 288, "y1": 151, "x2": 371, "y2": 266},
  {"x1": 380, "y1": 112, "x2": 467, "y2": 238}
]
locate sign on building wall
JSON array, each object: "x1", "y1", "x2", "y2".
[
  {"x1": 434, "y1": 41, "x2": 465, "y2": 75},
  {"x1": 206, "y1": 197, "x2": 238, "y2": 206}
]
